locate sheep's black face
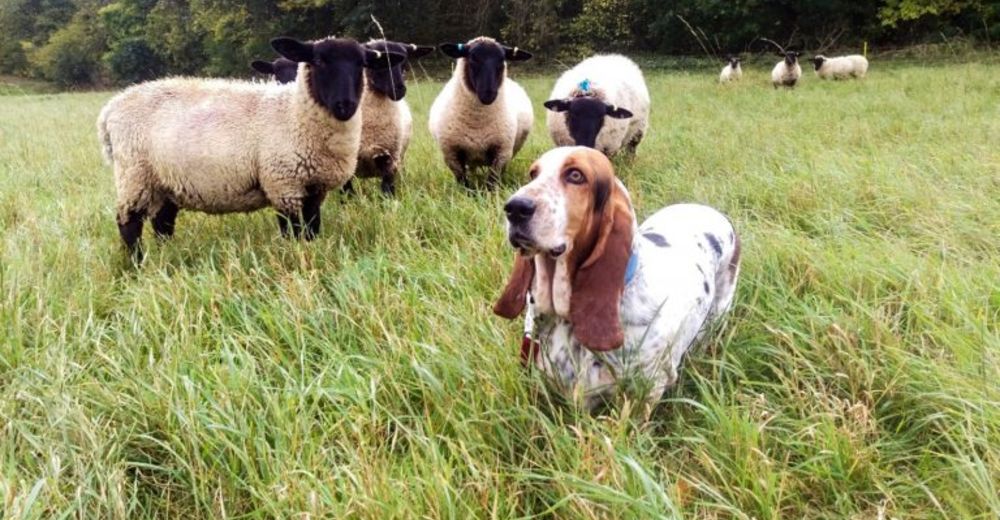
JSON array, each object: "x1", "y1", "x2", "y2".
[
  {"x1": 272, "y1": 37, "x2": 406, "y2": 121},
  {"x1": 544, "y1": 97, "x2": 633, "y2": 150},
  {"x1": 250, "y1": 57, "x2": 298, "y2": 84},
  {"x1": 729, "y1": 57, "x2": 741, "y2": 68},
  {"x1": 811, "y1": 56, "x2": 826, "y2": 70},
  {"x1": 365, "y1": 41, "x2": 434, "y2": 102},
  {"x1": 440, "y1": 40, "x2": 532, "y2": 105},
  {"x1": 783, "y1": 52, "x2": 801, "y2": 66}
]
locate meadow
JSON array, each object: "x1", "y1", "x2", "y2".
[{"x1": 1, "y1": 58, "x2": 998, "y2": 518}]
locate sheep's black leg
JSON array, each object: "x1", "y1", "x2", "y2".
[
  {"x1": 301, "y1": 191, "x2": 324, "y2": 241},
  {"x1": 626, "y1": 132, "x2": 644, "y2": 155},
  {"x1": 276, "y1": 212, "x2": 300, "y2": 238},
  {"x1": 375, "y1": 155, "x2": 396, "y2": 196},
  {"x1": 118, "y1": 209, "x2": 145, "y2": 262},
  {"x1": 151, "y1": 200, "x2": 179, "y2": 239},
  {"x1": 453, "y1": 149, "x2": 471, "y2": 189},
  {"x1": 341, "y1": 179, "x2": 356, "y2": 196},
  {"x1": 485, "y1": 146, "x2": 501, "y2": 190}
]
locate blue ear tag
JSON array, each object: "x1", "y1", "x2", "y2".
[
  {"x1": 578, "y1": 79, "x2": 591, "y2": 92},
  {"x1": 457, "y1": 43, "x2": 464, "y2": 52}
]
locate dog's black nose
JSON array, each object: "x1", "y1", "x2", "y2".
[{"x1": 504, "y1": 197, "x2": 536, "y2": 224}]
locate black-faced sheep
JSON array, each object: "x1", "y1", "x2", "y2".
[
  {"x1": 811, "y1": 54, "x2": 869, "y2": 80},
  {"x1": 98, "y1": 37, "x2": 405, "y2": 258},
  {"x1": 343, "y1": 40, "x2": 434, "y2": 196},
  {"x1": 771, "y1": 51, "x2": 803, "y2": 89},
  {"x1": 719, "y1": 56, "x2": 742, "y2": 83},
  {"x1": 543, "y1": 54, "x2": 650, "y2": 157},
  {"x1": 251, "y1": 57, "x2": 298, "y2": 84},
  {"x1": 428, "y1": 37, "x2": 533, "y2": 189}
]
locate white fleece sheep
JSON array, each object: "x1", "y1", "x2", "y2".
[
  {"x1": 353, "y1": 89, "x2": 412, "y2": 194},
  {"x1": 429, "y1": 37, "x2": 533, "y2": 187},
  {"x1": 719, "y1": 57, "x2": 743, "y2": 83},
  {"x1": 98, "y1": 37, "x2": 401, "y2": 255},
  {"x1": 544, "y1": 54, "x2": 650, "y2": 157},
  {"x1": 812, "y1": 54, "x2": 869, "y2": 80},
  {"x1": 771, "y1": 52, "x2": 803, "y2": 88},
  {"x1": 347, "y1": 40, "x2": 433, "y2": 196}
]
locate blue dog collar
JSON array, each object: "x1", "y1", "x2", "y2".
[{"x1": 624, "y1": 251, "x2": 639, "y2": 285}]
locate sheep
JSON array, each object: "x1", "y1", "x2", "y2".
[
  {"x1": 98, "y1": 36, "x2": 405, "y2": 258},
  {"x1": 811, "y1": 54, "x2": 869, "y2": 80},
  {"x1": 429, "y1": 37, "x2": 533, "y2": 189},
  {"x1": 250, "y1": 57, "x2": 298, "y2": 84},
  {"x1": 719, "y1": 56, "x2": 742, "y2": 83},
  {"x1": 251, "y1": 40, "x2": 432, "y2": 196},
  {"x1": 771, "y1": 51, "x2": 803, "y2": 89},
  {"x1": 343, "y1": 40, "x2": 434, "y2": 196},
  {"x1": 542, "y1": 54, "x2": 650, "y2": 157}
]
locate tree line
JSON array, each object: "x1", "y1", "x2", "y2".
[{"x1": 1, "y1": 0, "x2": 996, "y2": 87}]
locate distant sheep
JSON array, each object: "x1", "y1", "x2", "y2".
[
  {"x1": 719, "y1": 56, "x2": 742, "y2": 83},
  {"x1": 98, "y1": 37, "x2": 404, "y2": 258},
  {"x1": 811, "y1": 54, "x2": 868, "y2": 80},
  {"x1": 250, "y1": 57, "x2": 297, "y2": 84},
  {"x1": 429, "y1": 37, "x2": 533, "y2": 188},
  {"x1": 543, "y1": 54, "x2": 650, "y2": 157},
  {"x1": 771, "y1": 51, "x2": 802, "y2": 89}
]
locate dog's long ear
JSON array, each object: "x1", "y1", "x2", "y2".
[
  {"x1": 570, "y1": 183, "x2": 633, "y2": 351},
  {"x1": 494, "y1": 254, "x2": 535, "y2": 319}
]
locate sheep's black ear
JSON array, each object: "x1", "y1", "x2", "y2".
[
  {"x1": 251, "y1": 60, "x2": 275, "y2": 75},
  {"x1": 504, "y1": 46, "x2": 532, "y2": 62},
  {"x1": 407, "y1": 44, "x2": 435, "y2": 59},
  {"x1": 544, "y1": 99, "x2": 571, "y2": 112},
  {"x1": 272, "y1": 38, "x2": 314, "y2": 63},
  {"x1": 606, "y1": 105, "x2": 633, "y2": 119},
  {"x1": 364, "y1": 50, "x2": 406, "y2": 68},
  {"x1": 439, "y1": 43, "x2": 468, "y2": 59}
]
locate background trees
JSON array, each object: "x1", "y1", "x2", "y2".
[{"x1": 0, "y1": 0, "x2": 995, "y2": 86}]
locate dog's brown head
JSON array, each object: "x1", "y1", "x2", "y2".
[{"x1": 494, "y1": 147, "x2": 634, "y2": 351}]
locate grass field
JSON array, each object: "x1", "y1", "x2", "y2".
[{"x1": 1, "y1": 59, "x2": 999, "y2": 518}]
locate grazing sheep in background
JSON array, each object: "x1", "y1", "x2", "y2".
[
  {"x1": 429, "y1": 37, "x2": 533, "y2": 189},
  {"x1": 811, "y1": 54, "x2": 869, "y2": 80},
  {"x1": 719, "y1": 56, "x2": 742, "y2": 83},
  {"x1": 343, "y1": 40, "x2": 434, "y2": 196},
  {"x1": 250, "y1": 57, "x2": 298, "y2": 84},
  {"x1": 98, "y1": 37, "x2": 405, "y2": 258},
  {"x1": 771, "y1": 51, "x2": 802, "y2": 89},
  {"x1": 543, "y1": 54, "x2": 650, "y2": 157}
]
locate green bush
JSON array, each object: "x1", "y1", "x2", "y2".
[
  {"x1": 0, "y1": 39, "x2": 29, "y2": 74},
  {"x1": 107, "y1": 37, "x2": 165, "y2": 85},
  {"x1": 31, "y1": 10, "x2": 106, "y2": 86}
]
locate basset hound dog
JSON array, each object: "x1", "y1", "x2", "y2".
[{"x1": 494, "y1": 147, "x2": 741, "y2": 409}]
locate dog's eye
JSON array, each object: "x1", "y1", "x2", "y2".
[
  {"x1": 565, "y1": 169, "x2": 586, "y2": 184},
  {"x1": 529, "y1": 167, "x2": 539, "y2": 180}
]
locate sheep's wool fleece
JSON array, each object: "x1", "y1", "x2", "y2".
[
  {"x1": 100, "y1": 66, "x2": 361, "y2": 217},
  {"x1": 428, "y1": 39, "x2": 533, "y2": 168},
  {"x1": 546, "y1": 54, "x2": 650, "y2": 156},
  {"x1": 816, "y1": 55, "x2": 868, "y2": 79},
  {"x1": 771, "y1": 61, "x2": 802, "y2": 86},
  {"x1": 356, "y1": 91, "x2": 412, "y2": 177},
  {"x1": 719, "y1": 63, "x2": 742, "y2": 83}
]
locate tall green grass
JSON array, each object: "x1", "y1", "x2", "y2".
[{"x1": 1, "y1": 60, "x2": 998, "y2": 518}]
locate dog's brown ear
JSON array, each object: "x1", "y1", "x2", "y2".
[
  {"x1": 570, "y1": 201, "x2": 633, "y2": 351},
  {"x1": 494, "y1": 254, "x2": 535, "y2": 319}
]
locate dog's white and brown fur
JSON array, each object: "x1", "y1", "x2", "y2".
[{"x1": 495, "y1": 147, "x2": 741, "y2": 409}]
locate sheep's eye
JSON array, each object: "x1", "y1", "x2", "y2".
[
  {"x1": 528, "y1": 167, "x2": 539, "y2": 180},
  {"x1": 565, "y1": 169, "x2": 586, "y2": 185}
]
